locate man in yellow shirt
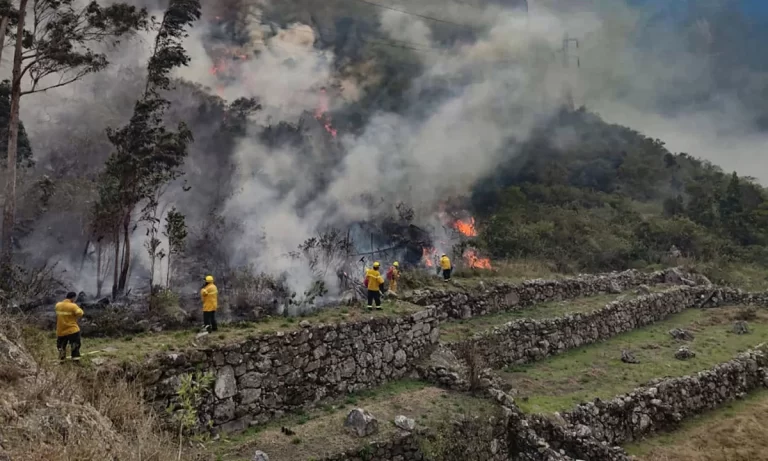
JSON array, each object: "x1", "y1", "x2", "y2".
[
  {"x1": 440, "y1": 254, "x2": 452, "y2": 281},
  {"x1": 201, "y1": 275, "x2": 218, "y2": 332},
  {"x1": 364, "y1": 262, "x2": 385, "y2": 310},
  {"x1": 55, "y1": 292, "x2": 84, "y2": 363}
]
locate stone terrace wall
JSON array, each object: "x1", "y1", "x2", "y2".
[
  {"x1": 404, "y1": 268, "x2": 697, "y2": 321},
  {"x1": 140, "y1": 309, "x2": 440, "y2": 431},
  {"x1": 448, "y1": 286, "x2": 747, "y2": 369},
  {"x1": 319, "y1": 434, "x2": 425, "y2": 461},
  {"x1": 558, "y1": 348, "x2": 768, "y2": 445}
]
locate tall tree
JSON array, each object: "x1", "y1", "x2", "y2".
[
  {"x1": 1, "y1": 0, "x2": 148, "y2": 265},
  {"x1": 96, "y1": 0, "x2": 201, "y2": 296}
]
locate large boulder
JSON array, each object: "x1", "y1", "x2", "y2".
[
  {"x1": 252, "y1": 450, "x2": 269, "y2": 461},
  {"x1": 734, "y1": 321, "x2": 750, "y2": 335},
  {"x1": 621, "y1": 350, "x2": 640, "y2": 364},
  {"x1": 394, "y1": 415, "x2": 416, "y2": 432},
  {"x1": 674, "y1": 346, "x2": 696, "y2": 360},
  {"x1": 0, "y1": 332, "x2": 36, "y2": 380},
  {"x1": 344, "y1": 408, "x2": 379, "y2": 437},
  {"x1": 668, "y1": 328, "x2": 694, "y2": 341}
]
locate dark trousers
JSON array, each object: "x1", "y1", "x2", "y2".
[
  {"x1": 443, "y1": 268, "x2": 452, "y2": 280},
  {"x1": 57, "y1": 332, "x2": 81, "y2": 361},
  {"x1": 203, "y1": 311, "x2": 218, "y2": 332},
  {"x1": 366, "y1": 290, "x2": 381, "y2": 307}
]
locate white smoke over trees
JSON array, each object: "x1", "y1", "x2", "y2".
[{"x1": 6, "y1": 0, "x2": 768, "y2": 300}]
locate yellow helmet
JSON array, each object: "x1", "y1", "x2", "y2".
[
  {"x1": 373, "y1": 261, "x2": 380, "y2": 268},
  {"x1": 205, "y1": 275, "x2": 214, "y2": 282},
  {"x1": 393, "y1": 261, "x2": 399, "y2": 267}
]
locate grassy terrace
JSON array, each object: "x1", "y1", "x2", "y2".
[
  {"x1": 625, "y1": 389, "x2": 768, "y2": 461},
  {"x1": 26, "y1": 300, "x2": 422, "y2": 365},
  {"x1": 502, "y1": 306, "x2": 768, "y2": 414},
  {"x1": 210, "y1": 380, "x2": 495, "y2": 461},
  {"x1": 439, "y1": 285, "x2": 673, "y2": 342}
]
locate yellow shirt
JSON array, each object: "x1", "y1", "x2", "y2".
[
  {"x1": 201, "y1": 283, "x2": 218, "y2": 312},
  {"x1": 440, "y1": 256, "x2": 452, "y2": 270},
  {"x1": 365, "y1": 269, "x2": 384, "y2": 291},
  {"x1": 55, "y1": 300, "x2": 83, "y2": 337}
]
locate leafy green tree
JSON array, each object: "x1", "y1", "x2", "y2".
[
  {"x1": 96, "y1": 0, "x2": 201, "y2": 296},
  {"x1": 1, "y1": 0, "x2": 148, "y2": 265}
]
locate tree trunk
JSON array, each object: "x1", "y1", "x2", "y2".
[
  {"x1": 1, "y1": 0, "x2": 28, "y2": 266},
  {"x1": 166, "y1": 252, "x2": 171, "y2": 288},
  {"x1": 0, "y1": 15, "x2": 10, "y2": 64},
  {"x1": 79, "y1": 238, "x2": 91, "y2": 273},
  {"x1": 112, "y1": 230, "x2": 120, "y2": 299},
  {"x1": 118, "y1": 214, "x2": 130, "y2": 292},
  {"x1": 96, "y1": 240, "x2": 103, "y2": 298}
]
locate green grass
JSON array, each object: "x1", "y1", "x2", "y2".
[
  {"x1": 210, "y1": 380, "x2": 495, "y2": 461},
  {"x1": 25, "y1": 300, "x2": 422, "y2": 365},
  {"x1": 624, "y1": 389, "x2": 768, "y2": 461},
  {"x1": 502, "y1": 306, "x2": 768, "y2": 413},
  {"x1": 440, "y1": 286, "x2": 672, "y2": 342}
]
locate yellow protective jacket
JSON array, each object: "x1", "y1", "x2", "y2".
[
  {"x1": 201, "y1": 283, "x2": 218, "y2": 312},
  {"x1": 55, "y1": 299, "x2": 83, "y2": 337},
  {"x1": 440, "y1": 255, "x2": 452, "y2": 270},
  {"x1": 365, "y1": 269, "x2": 384, "y2": 291}
]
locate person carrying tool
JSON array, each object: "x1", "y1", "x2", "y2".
[
  {"x1": 440, "y1": 254, "x2": 452, "y2": 281},
  {"x1": 364, "y1": 262, "x2": 385, "y2": 310},
  {"x1": 201, "y1": 275, "x2": 219, "y2": 332},
  {"x1": 386, "y1": 261, "x2": 401, "y2": 295},
  {"x1": 55, "y1": 292, "x2": 84, "y2": 363}
]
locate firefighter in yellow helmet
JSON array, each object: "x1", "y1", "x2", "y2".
[
  {"x1": 440, "y1": 254, "x2": 452, "y2": 281},
  {"x1": 201, "y1": 275, "x2": 218, "y2": 332},
  {"x1": 364, "y1": 262, "x2": 385, "y2": 310},
  {"x1": 386, "y1": 261, "x2": 401, "y2": 295}
]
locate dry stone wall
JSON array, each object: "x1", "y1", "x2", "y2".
[
  {"x1": 404, "y1": 268, "x2": 695, "y2": 320},
  {"x1": 447, "y1": 286, "x2": 748, "y2": 369},
  {"x1": 140, "y1": 309, "x2": 440, "y2": 432},
  {"x1": 557, "y1": 348, "x2": 768, "y2": 445},
  {"x1": 319, "y1": 434, "x2": 425, "y2": 461}
]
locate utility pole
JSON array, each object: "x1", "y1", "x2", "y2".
[{"x1": 560, "y1": 33, "x2": 579, "y2": 110}]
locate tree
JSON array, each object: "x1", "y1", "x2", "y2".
[
  {"x1": 1, "y1": 0, "x2": 148, "y2": 265},
  {"x1": 163, "y1": 207, "x2": 187, "y2": 289},
  {"x1": 96, "y1": 0, "x2": 201, "y2": 296}
]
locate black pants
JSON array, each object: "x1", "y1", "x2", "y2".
[
  {"x1": 203, "y1": 311, "x2": 218, "y2": 332},
  {"x1": 366, "y1": 290, "x2": 381, "y2": 307},
  {"x1": 57, "y1": 332, "x2": 81, "y2": 361},
  {"x1": 443, "y1": 268, "x2": 452, "y2": 280}
]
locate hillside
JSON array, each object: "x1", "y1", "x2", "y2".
[{"x1": 1, "y1": 1, "x2": 768, "y2": 459}]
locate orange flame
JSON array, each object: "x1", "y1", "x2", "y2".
[
  {"x1": 463, "y1": 248, "x2": 492, "y2": 269},
  {"x1": 315, "y1": 88, "x2": 337, "y2": 138},
  {"x1": 422, "y1": 247, "x2": 437, "y2": 267},
  {"x1": 454, "y1": 217, "x2": 478, "y2": 237}
]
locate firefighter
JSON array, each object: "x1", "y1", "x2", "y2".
[
  {"x1": 440, "y1": 254, "x2": 452, "y2": 281},
  {"x1": 201, "y1": 275, "x2": 219, "y2": 332},
  {"x1": 55, "y1": 292, "x2": 84, "y2": 363},
  {"x1": 387, "y1": 261, "x2": 401, "y2": 294},
  {"x1": 364, "y1": 262, "x2": 385, "y2": 310}
]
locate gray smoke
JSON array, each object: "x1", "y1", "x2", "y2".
[{"x1": 6, "y1": 0, "x2": 767, "y2": 296}]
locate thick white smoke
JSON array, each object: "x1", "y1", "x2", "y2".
[{"x1": 8, "y1": 0, "x2": 768, "y2": 298}]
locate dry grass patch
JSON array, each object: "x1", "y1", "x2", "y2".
[{"x1": 625, "y1": 389, "x2": 768, "y2": 461}]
